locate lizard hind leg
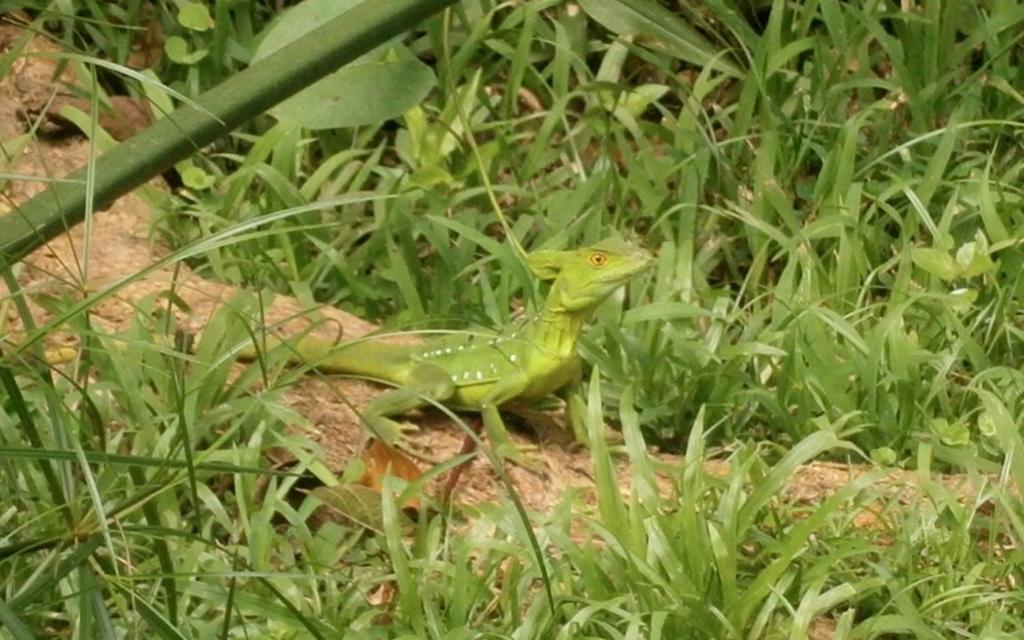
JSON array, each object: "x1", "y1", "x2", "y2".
[{"x1": 360, "y1": 362, "x2": 456, "y2": 447}]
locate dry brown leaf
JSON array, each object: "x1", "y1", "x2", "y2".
[{"x1": 359, "y1": 439, "x2": 424, "y2": 514}]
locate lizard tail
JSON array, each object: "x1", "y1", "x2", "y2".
[{"x1": 241, "y1": 334, "x2": 410, "y2": 384}]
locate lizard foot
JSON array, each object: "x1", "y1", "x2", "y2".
[
  {"x1": 366, "y1": 415, "x2": 419, "y2": 443},
  {"x1": 365, "y1": 417, "x2": 445, "y2": 464}
]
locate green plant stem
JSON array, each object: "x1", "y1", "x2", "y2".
[{"x1": 0, "y1": 0, "x2": 458, "y2": 271}]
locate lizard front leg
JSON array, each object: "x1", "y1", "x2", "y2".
[
  {"x1": 477, "y1": 373, "x2": 546, "y2": 472},
  {"x1": 361, "y1": 363, "x2": 454, "y2": 460}
]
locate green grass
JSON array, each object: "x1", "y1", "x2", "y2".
[{"x1": 3, "y1": 0, "x2": 1024, "y2": 637}]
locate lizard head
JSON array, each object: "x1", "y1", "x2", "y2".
[{"x1": 528, "y1": 238, "x2": 653, "y2": 313}]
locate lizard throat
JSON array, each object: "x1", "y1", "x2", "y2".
[{"x1": 526, "y1": 305, "x2": 588, "y2": 358}]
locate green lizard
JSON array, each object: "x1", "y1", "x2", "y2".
[{"x1": 250, "y1": 238, "x2": 653, "y2": 467}]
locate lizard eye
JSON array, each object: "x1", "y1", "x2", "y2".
[{"x1": 589, "y1": 253, "x2": 608, "y2": 267}]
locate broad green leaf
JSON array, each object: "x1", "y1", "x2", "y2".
[
  {"x1": 407, "y1": 164, "x2": 455, "y2": 190},
  {"x1": 579, "y1": 0, "x2": 741, "y2": 77},
  {"x1": 977, "y1": 411, "x2": 996, "y2": 438},
  {"x1": 945, "y1": 287, "x2": 978, "y2": 312},
  {"x1": 178, "y1": 2, "x2": 213, "y2": 32},
  {"x1": 956, "y1": 237, "x2": 996, "y2": 278},
  {"x1": 956, "y1": 242, "x2": 978, "y2": 269},
  {"x1": 624, "y1": 301, "x2": 711, "y2": 323},
  {"x1": 253, "y1": 0, "x2": 435, "y2": 129},
  {"x1": 274, "y1": 58, "x2": 434, "y2": 129},
  {"x1": 931, "y1": 418, "x2": 970, "y2": 447},
  {"x1": 871, "y1": 447, "x2": 897, "y2": 465},
  {"x1": 255, "y1": 0, "x2": 367, "y2": 58},
  {"x1": 616, "y1": 83, "x2": 669, "y2": 118},
  {"x1": 164, "y1": 36, "x2": 208, "y2": 65},
  {"x1": 180, "y1": 165, "x2": 216, "y2": 190},
  {"x1": 911, "y1": 247, "x2": 959, "y2": 280},
  {"x1": 975, "y1": 389, "x2": 1024, "y2": 490}
]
